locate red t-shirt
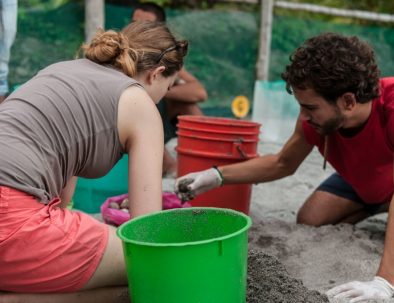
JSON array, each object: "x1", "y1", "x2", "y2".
[{"x1": 302, "y1": 77, "x2": 394, "y2": 204}]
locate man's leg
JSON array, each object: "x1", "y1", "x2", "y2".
[
  {"x1": 298, "y1": 190, "x2": 370, "y2": 226},
  {"x1": 297, "y1": 173, "x2": 388, "y2": 226},
  {"x1": 166, "y1": 100, "x2": 203, "y2": 118},
  {"x1": 156, "y1": 100, "x2": 178, "y2": 177},
  {"x1": 163, "y1": 147, "x2": 177, "y2": 177},
  {"x1": 162, "y1": 101, "x2": 203, "y2": 177}
]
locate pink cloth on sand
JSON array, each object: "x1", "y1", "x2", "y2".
[{"x1": 101, "y1": 191, "x2": 191, "y2": 226}]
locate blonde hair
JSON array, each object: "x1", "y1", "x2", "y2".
[{"x1": 82, "y1": 21, "x2": 188, "y2": 78}]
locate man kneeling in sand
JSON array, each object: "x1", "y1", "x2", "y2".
[{"x1": 175, "y1": 32, "x2": 394, "y2": 301}]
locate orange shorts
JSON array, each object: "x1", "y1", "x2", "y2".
[{"x1": 0, "y1": 186, "x2": 109, "y2": 293}]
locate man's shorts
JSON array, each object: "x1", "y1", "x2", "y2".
[
  {"x1": 157, "y1": 100, "x2": 177, "y2": 144},
  {"x1": 0, "y1": 186, "x2": 109, "y2": 293},
  {"x1": 316, "y1": 173, "x2": 382, "y2": 215}
]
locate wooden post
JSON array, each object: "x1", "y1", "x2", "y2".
[
  {"x1": 85, "y1": 0, "x2": 105, "y2": 43},
  {"x1": 256, "y1": 0, "x2": 273, "y2": 81}
]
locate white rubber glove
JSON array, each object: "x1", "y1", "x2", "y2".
[
  {"x1": 326, "y1": 276, "x2": 394, "y2": 303},
  {"x1": 175, "y1": 167, "x2": 223, "y2": 202}
]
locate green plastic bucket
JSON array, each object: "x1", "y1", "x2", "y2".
[{"x1": 117, "y1": 207, "x2": 252, "y2": 303}]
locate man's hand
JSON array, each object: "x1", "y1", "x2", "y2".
[
  {"x1": 175, "y1": 168, "x2": 223, "y2": 202},
  {"x1": 326, "y1": 276, "x2": 394, "y2": 302}
]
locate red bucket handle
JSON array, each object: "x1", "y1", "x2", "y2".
[{"x1": 233, "y1": 139, "x2": 247, "y2": 159}]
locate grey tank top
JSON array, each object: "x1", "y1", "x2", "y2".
[{"x1": 0, "y1": 59, "x2": 140, "y2": 203}]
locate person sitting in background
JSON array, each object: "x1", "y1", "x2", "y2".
[
  {"x1": 175, "y1": 32, "x2": 394, "y2": 302},
  {"x1": 0, "y1": 21, "x2": 187, "y2": 303},
  {"x1": 132, "y1": 2, "x2": 208, "y2": 177},
  {"x1": 0, "y1": 0, "x2": 17, "y2": 103}
]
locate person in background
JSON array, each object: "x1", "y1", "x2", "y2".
[
  {"x1": 0, "y1": 0, "x2": 17, "y2": 103},
  {"x1": 132, "y1": 2, "x2": 208, "y2": 177},
  {"x1": 175, "y1": 32, "x2": 394, "y2": 302},
  {"x1": 0, "y1": 21, "x2": 187, "y2": 303}
]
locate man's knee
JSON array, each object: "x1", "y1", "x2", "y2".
[
  {"x1": 296, "y1": 195, "x2": 331, "y2": 227},
  {"x1": 296, "y1": 207, "x2": 323, "y2": 227}
]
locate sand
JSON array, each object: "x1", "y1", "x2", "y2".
[
  {"x1": 163, "y1": 138, "x2": 394, "y2": 303},
  {"x1": 247, "y1": 249, "x2": 329, "y2": 302}
]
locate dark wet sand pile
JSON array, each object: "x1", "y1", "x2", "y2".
[{"x1": 247, "y1": 249, "x2": 329, "y2": 303}]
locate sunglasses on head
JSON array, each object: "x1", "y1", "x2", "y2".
[{"x1": 155, "y1": 40, "x2": 188, "y2": 63}]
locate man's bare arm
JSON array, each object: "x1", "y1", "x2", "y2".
[
  {"x1": 164, "y1": 68, "x2": 207, "y2": 103},
  {"x1": 220, "y1": 118, "x2": 313, "y2": 184}
]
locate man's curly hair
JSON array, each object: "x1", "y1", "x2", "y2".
[{"x1": 281, "y1": 32, "x2": 380, "y2": 104}]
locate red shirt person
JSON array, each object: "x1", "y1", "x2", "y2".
[
  {"x1": 175, "y1": 33, "x2": 394, "y2": 301},
  {"x1": 303, "y1": 78, "x2": 394, "y2": 206}
]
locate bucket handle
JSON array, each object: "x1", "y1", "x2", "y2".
[{"x1": 233, "y1": 139, "x2": 247, "y2": 159}]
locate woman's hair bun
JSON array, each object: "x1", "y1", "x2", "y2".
[{"x1": 83, "y1": 29, "x2": 125, "y2": 64}]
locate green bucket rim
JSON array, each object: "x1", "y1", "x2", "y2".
[{"x1": 116, "y1": 207, "x2": 252, "y2": 247}]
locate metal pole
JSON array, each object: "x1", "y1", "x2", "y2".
[
  {"x1": 85, "y1": 0, "x2": 105, "y2": 43},
  {"x1": 256, "y1": 0, "x2": 273, "y2": 81}
]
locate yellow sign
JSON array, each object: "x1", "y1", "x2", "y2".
[{"x1": 231, "y1": 95, "x2": 250, "y2": 118}]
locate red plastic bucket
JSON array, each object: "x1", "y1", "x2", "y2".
[
  {"x1": 177, "y1": 127, "x2": 258, "y2": 140},
  {"x1": 176, "y1": 115, "x2": 261, "y2": 214},
  {"x1": 177, "y1": 115, "x2": 260, "y2": 133}
]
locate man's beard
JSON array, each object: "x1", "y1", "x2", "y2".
[{"x1": 319, "y1": 113, "x2": 345, "y2": 135}]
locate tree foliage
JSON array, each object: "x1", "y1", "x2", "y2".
[{"x1": 10, "y1": 0, "x2": 394, "y2": 111}]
